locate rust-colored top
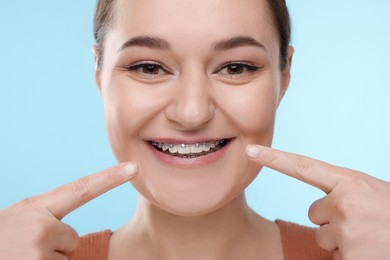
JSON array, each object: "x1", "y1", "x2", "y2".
[
  {"x1": 67, "y1": 220, "x2": 333, "y2": 260},
  {"x1": 67, "y1": 229, "x2": 112, "y2": 260},
  {"x1": 276, "y1": 220, "x2": 333, "y2": 260}
]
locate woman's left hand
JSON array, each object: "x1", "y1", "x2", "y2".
[{"x1": 245, "y1": 144, "x2": 390, "y2": 260}]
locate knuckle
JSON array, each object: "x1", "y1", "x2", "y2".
[
  {"x1": 66, "y1": 225, "x2": 80, "y2": 251},
  {"x1": 315, "y1": 226, "x2": 337, "y2": 252},
  {"x1": 334, "y1": 223, "x2": 352, "y2": 243},
  {"x1": 350, "y1": 176, "x2": 371, "y2": 190},
  {"x1": 71, "y1": 177, "x2": 92, "y2": 199},
  {"x1": 294, "y1": 156, "x2": 312, "y2": 179},
  {"x1": 19, "y1": 197, "x2": 44, "y2": 212},
  {"x1": 334, "y1": 197, "x2": 351, "y2": 216},
  {"x1": 314, "y1": 229, "x2": 327, "y2": 250},
  {"x1": 31, "y1": 221, "x2": 52, "y2": 246},
  {"x1": 333, "y1": 194, "x2": 356, "y2": 219},
  {"x1": 70, "y1": 236, "x2": 81, "y2": 252},
  {"x1": 16, "y1": 197, "x2": 47, "y2": 214},
  {"x1": 308, "y1": 201, "x2": 320, "y2": 223}
]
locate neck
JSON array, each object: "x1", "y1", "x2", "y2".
[{"x1": 117, "y1": 193, "x2": 278, "y2": 259}]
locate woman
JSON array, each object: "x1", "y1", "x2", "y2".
[{"x1": 1, "y1": 0, "x2": 389, "y2": 259}]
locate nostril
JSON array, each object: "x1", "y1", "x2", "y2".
[
  {"x1": 162, "y1": 82, "x2": 216, "y2": 129},
  {"x1": 172, "y1": 102, "x2": 215, "y2": 128}
]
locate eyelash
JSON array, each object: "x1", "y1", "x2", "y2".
[
  {"x1": 125, "y1": 61, "x2": 171, "y2": 77},
  {"x1": 125, "y1": 61, "x2": 260, "y2": 77},
  {"x1": 215, "y1": 62, "x2": 260, "y2": 76}
]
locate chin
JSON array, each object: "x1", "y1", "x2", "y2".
[
  {"x1": 130, "y1": 163, "x2": 260, "y2": 218},
  {"x1": 114, "y1": 133, "x2": 266, "y2": 217},
  {"x1": 146, "y1": 189, "x2": 238, "y2": 217}
]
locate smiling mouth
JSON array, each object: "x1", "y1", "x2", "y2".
[{"x1": 149, "y1": 139, "x2": 231, "y2": 158}]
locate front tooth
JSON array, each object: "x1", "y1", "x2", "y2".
[
  {"x1": 190, "y1": 145, "x2": 203, "y2": 154},
  {"x1": 177, "y1": 145, "x2": 191, "y2": 154},
  {"x1": 202, "y1": 144, "x2": 211, "y2": 151},
  {"x1": 169, "y1": 145, "x2": 178, "y2": 153}
]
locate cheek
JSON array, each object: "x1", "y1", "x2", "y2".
[
  {"x1": 215, "y1": 80, "x2": 279, "y2": 204},
  {"x1": 103, "y1": 77, "x2": 168, "y2": 161},
  {"x1": 100, "y1": 71, "x2": 280, "y2": 216},
  {"x1": 217, "y1": 77, "x2": 279, "y2": 144}
]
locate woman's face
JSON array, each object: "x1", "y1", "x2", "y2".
[{"x1": 96, "y1": 0, "x2": 292, "y2": 216}]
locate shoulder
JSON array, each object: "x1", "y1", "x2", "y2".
[
  {"x1": 276, "y1": 220, "x2": 333, "y2": 260},
  {"x1": 67, "y1": 230, "x2": 113, "y2": 260}
]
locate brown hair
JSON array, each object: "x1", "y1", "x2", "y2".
[
  {"x1": 93, "y1": 0, "x2": 291, "y2": 70},
  {"x1": 93, "y1": 0, "x2": 115, "y2": 67},
  {"x1": 266, "y1": 0, "x2": 291, "y2": 70}
]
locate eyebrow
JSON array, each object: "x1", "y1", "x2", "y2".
[
  {"x1": 213, "y1": 36, "x2": 266, "y2": 51},
  {"x1": 118, "y1": 36, "x2": 171, "y2": 51},
  {"x1": 118, "y1": 35, "x2": 265, "y2": 52}
]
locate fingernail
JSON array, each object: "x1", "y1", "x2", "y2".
[
  {"x1": 246, "y1": 144, "x2": 263, "y2": 159},
  {"x1": 123, "y1": 163, "x2": 138, "y2": 178}
]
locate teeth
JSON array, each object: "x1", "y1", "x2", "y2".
[
  {"x1": 151, "y1": 140, "x2": 226, "y2": 155},
  {"x1": 177, "y1": 145, "x2": 191, "y2": 154},
  {"x1": 190, "y1": 143, "x2": 203, "y2": 153},
  {"x1": 203, "y1": 144, "x2": 210, "y2": 151},
  {"x1": 168, "y1": 145, "x2": 178, "y2": 153}
]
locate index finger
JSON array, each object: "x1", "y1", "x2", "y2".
[
  {"x1": 35, "y1": 162, "x2": 138, "y2": 219},
  {"x1": 246, "y1": 145, "x2": 350, "y2": 193}
]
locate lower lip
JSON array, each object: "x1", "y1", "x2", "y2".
[{"x1": 147, "y1": 140, "x2": 233, "y2": 168}]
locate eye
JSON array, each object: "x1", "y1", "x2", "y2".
[
  {"x1": 217, "y1": 63, "x2": 260, "y2": 76},
  {"x1": 125, "y1": 62, "x2": 171, "y2": 77}
]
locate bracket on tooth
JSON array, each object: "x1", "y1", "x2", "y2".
[{"x1": 151, "y1": 139, "x2": 227, "y2": 155}]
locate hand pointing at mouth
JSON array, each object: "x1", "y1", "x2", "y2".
[
  {"x1": 0, "y1": 163, "x2": 138, "y2": 259},
  {"x1": 246, "y1": 144, "x2": 390, "y2": 260}
]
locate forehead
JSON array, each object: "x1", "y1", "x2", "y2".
[{"x1": 110, "y1": 0, "x2": 278, "y2": 54}]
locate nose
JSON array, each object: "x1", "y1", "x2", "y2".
[{"x1": 164, "y1": 73, "x2": 216, "y2": 130}]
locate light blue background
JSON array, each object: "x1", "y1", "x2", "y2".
[{"x1": 1, "y1": 1, "x2": 389, "y2": 235}]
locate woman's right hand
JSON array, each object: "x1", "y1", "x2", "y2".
[{"x1": 0, "y1": 162, "x2": 138, "y2": 259}]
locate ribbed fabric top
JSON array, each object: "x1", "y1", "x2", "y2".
[
  {"x1": 67, "y1": 229, "x2": 112, "y2": 260},
  {"x1": 68, "y1": 221, "x2": 333, "y2": 259},
  {"x1": 276, "y1": 220, "x2": 333, "y2": 260}
]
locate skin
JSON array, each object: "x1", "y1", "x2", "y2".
[
  {"x1": 95, "y1": 0, "x2": 290, "y2": 259},
  {"x1": 96, "y1": 0, "x2": 289, "y2": 218},
  {"x1": 246, "y1": 145, "x2": 390, "y2": 260},
  {"x1": 0, "y1": 163, "x2": 138, "y2": 259},
  {"x1": 1, "y1": 0, "x2": 389, "y2": 260}
]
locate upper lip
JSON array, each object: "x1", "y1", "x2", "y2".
[{"x1": 146, "y1": 137, "x2": 234, "y2": 144}]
